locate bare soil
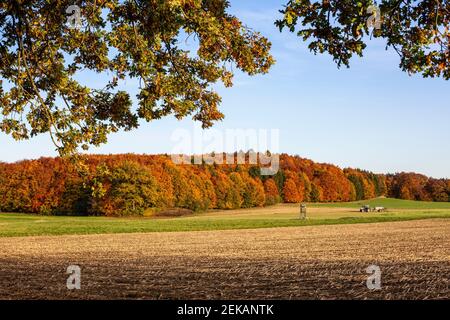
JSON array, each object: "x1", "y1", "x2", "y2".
[{"x1": 0, "y1": 219, "x2": 448, "y2": 300}]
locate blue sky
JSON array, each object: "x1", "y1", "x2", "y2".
[{"x1": 1, "y1": 0, "x2": 449, "y2": 178}]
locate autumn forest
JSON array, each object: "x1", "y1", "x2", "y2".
[{"x1": 0, "y1": 153, "x2": 449, "y2": 216}]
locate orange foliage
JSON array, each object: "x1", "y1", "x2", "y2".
[
  {"x1": 0, "y1": 153, "x2": 448, "y2": 216},
  {"x1": 264, "y1": 179, "x2": 281, "y2": 206},
  {"x1": 283, "y1": 179, "x2": 301, "y2": 203}
]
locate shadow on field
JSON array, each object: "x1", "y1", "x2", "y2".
[{"x1": 0, "y1": 256, "x2": 448, "y2": 300}]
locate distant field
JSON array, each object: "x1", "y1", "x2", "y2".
[
  {"x1": 309, "y1": 197, "x2": 450, "y2": 209},
  {"x1": 1, "y1": 198, "x2": 449, "y2": 237}
]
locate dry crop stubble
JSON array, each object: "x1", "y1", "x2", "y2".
[{"x1": 0, "y1": 219, "x2": 448, "y2": 299}]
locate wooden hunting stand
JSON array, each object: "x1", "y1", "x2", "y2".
[{"x1": 300, "y1": 203, "x2": 307, "y2": 220}]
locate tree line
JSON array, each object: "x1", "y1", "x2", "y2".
[{"x1": 0, "y1": 154, "x2": 449, "y2": 216}]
